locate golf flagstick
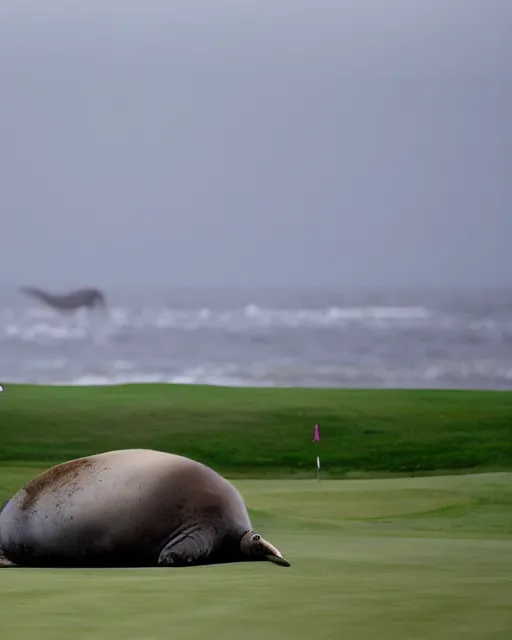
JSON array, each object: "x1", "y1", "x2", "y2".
[{"x1": 313, "y1": 424, "x2": 321, "y2": 481}]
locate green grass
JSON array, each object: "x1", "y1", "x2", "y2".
[
  {"x1": 1, "y1": 470, "x2": 512, "y2": 639},
  {"x1": 0, "y1": 384, "x2": 511, "y2": 476},
  {"x1": 1, "y1": 385, "x2": 512, "y2": 637}
]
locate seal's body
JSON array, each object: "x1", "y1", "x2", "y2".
[{"x1": 0, "y1": 449, "x2": 289, "y2": 569}]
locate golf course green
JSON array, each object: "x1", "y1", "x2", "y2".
[{"x1": 1, "y1": 384, "x2": 511, "y2": 638}]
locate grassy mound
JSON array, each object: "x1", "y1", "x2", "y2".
[{"x1": 0, "y1": 384, "x2": 511, "y2": 476}]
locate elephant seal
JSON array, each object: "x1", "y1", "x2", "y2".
[
  {"x1": 19, "y1": 286, "x2": 107, "y2": 312},
  {"x1": 0, "y1": 449, "x2": 290, "y2": 569}
]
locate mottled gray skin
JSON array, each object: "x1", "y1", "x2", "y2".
[
  {"x1": 0, "y1": 500, "x2": 15, "y2": 567},
  {"x1": 19, "y1": 287, "x2": 106, "y2": 312},
  {"x1": 0, "y1": 449, "x2": 290, "y2": 569}
]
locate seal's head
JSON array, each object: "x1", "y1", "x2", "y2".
[{"x1": 240, "y1": 531, "x2": 290, "y2": 567}]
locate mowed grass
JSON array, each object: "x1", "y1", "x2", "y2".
[
  {"x1": 1, "y1": 384, "x2": 511, "y2": 475},
  {"x1": 1, "y1": 385, "x2": 512, "y2": 637},
  {"x1": 1, "y1": 468, "x2": 512, "y2": 639}
]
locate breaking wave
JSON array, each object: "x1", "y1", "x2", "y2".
[
  {"x1": 49, "y1": 360, "x2": 512, "y2": 390},
  {"x1": 1, "y1": 297, "x2": 511, "y2": 389},
  {"x1": 0, "y1": 304, "x2": 453, "y2": 344},
  {"x1": 1, "y1": 303, "x2": 510, "y2": 345}
]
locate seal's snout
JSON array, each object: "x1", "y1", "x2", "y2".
[
  {"x1": 266, "y1": 552, "x2": 291, "y2": 567},
  {"x1": 261, "y1": 537, "x2": 290, "y2": 567},
  {"x1": 241, "y1": 532, "x2": 291, "y2": 567}
]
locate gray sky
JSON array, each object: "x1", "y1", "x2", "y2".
[{"x1": 1, "y1": 0, "x2": 511, "y2": 289}]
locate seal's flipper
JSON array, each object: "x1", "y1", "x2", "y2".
[{"x1": 157, "y1": 529, "x2": 214, "y2": 567}]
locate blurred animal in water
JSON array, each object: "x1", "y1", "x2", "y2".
[{"x1": 19, "y1": 287, "x2": 107, "y2": 312}]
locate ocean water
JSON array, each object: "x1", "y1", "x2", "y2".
[{"x1": 0, "y1": 286, "x2": 511, "y2": 390}]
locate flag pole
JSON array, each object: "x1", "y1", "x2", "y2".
[{"x1": 313, "y1": 423, "x2": 321, "y2": 481}]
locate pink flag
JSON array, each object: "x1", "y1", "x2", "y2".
[{"x1": 313, "y1": 424, "x2": 320, "y2": 442}]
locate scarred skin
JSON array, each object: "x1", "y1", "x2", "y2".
[{"x1": 0, "y1": 449, "x2": 290, "y2": 569}]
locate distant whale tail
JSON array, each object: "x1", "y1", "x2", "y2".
[
  {"x1": 19, "y1": 286, "x2": 107, "y2": 312},
  {"x1": 19, "y1": 286, "x2": 44, "y2": 298},
  {"x1": 19, "y1": 287, "x2": 53, "y2": 305},
  {"x1": 91, "y1": 290, "x2": 107, "y2": 309}
]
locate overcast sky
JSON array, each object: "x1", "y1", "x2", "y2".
[{"x1": 0, "y1": 0, "x2": 510, "y2": 289}]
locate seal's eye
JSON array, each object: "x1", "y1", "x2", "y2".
[{"x1": 252, "y1": 534, "x2": 261, "y2": 542}]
